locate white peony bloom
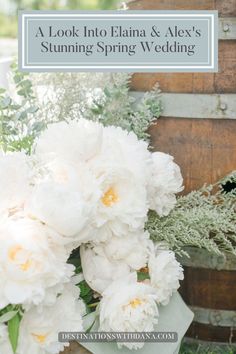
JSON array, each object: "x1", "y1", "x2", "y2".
[
  {"x1": 0, "y1": 323, "x2": 13, "y2": 354},
  {"x1": 0, "y1": 217, "x2": 74, "y2": 310},
  {"x1": 148, "y1": 243, "x2": 184, "y2": 305},
  {"x1": 0, "y1": 152, "x2": 32, "y2": 215},
  {"x1": 93, "y1": 126, "x2": 151, "y2": 183},
  {"x1": 80, "y1": 244, "x2": 131, "y2": 294},
  {"x1": 26, "y1": 159, "x2": 101, "y2": 248},
  {"x1": 17, "y1": 282, "x2": 85, "y2": 354},
  {"x1": 99, "y1": 273, "x2": 158, "y2": 350},
  {"x1": 83, "y1": 166, "x2": 149, "y2": 242},
  {"x1": 148, "y1": 152, "x2": 183, "y2": 216},
  {"x1": 80, "y1": 125, "x2": 152, "y2": 241},
  {"x1": 35, "y1": 119, "x2": 103, "y2": 163},
  {"x1": 34, "y1": 121, "x2": 152, "y2": 243},
  {"x1": 93, "y1": 231, "x2": 150, "y2": 270}
]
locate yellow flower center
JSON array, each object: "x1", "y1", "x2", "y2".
[
  {"x1": 20, "y1": 259, "x2": 32, "y2": 271},
  {"x1": 31, "y1": 333, "x2": 48, "y2": 344},
  {"x1": 129, "y1": 298, "x2": 143, "y2": 309},
  {"x1": 101, "y1": 187, "x2": 119, "y2": 207},
  {"x1": 8, "y1": 245, "x2": 32, "y2": 271},
  {"x1": 8, "y1": 245, "x2": 22, "y2": 261}
]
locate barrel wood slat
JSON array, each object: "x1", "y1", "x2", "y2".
[
  {"x1": 131, "y1": 42, "x2": 236, "y2": 93},
  {"x1": 148, "y1": 118, "x2": 236, "y2": 193},
  {"x1": 180, "y1": 267, "x2": 236, "y2": 310}
]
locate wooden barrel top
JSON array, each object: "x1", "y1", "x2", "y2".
[{"x1": 178, "y1": 248, "x2": 236, "y2": 271}]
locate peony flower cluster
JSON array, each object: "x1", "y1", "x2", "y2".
[{"x1": 0, "y1": 119, "x2": 184, "y2": 352}]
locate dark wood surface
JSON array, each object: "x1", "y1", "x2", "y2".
[
  {"x1": 186, "y1": 322, "x2": 236, "y2": 343},
  {"x1": 149, "y1": 118, "x2": 236, "y2": 194},
  {"x1": 179, "y1": 267, "x2": 236, "y2": 310}
]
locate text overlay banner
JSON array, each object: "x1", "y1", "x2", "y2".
[{"x1": 19, "y1": 11, "x2": 218, "y2": 72}]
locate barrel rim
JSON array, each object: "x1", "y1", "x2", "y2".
[{"x1": 177, "y1": 246, "x2": 236, "y2": 270}]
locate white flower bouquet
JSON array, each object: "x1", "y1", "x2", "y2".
[{"x1": 0, "y1": 118, "x2": 193, "y2": 354}]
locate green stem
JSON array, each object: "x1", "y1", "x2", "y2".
[{"x1": 87, "y1": 302, "x2": 99, "y2": 308}]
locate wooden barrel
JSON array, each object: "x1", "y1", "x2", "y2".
[
  {"x1": 129, "y1": 0, "x2": 236, "y2": 194},
  {"x1": 178, "y1": 248, "x2": 236, "y2": 343},
  {"x1": 129, "y1": 0, "x2": 236, "y2": 344}
]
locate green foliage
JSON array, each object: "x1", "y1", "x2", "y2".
[
  {"x1": 132, "y1": 88, "x2": 162, "y2": 140},
  {"x1": 146, "y1": 172, "x2": 236, "y2": 256},
  {"x1": 79, "y1": 280, "x2": 94, "y2": 305},
  {"x1": 1, "y1": 70, "x2": 161, "y2": 148},
  {"x1": 137, "y1": 271, "x2": 150, "y2": 281},
  {"x1": 68, "y1": 258, "x2": 82, "y2": 274},
  {"x1": 68, "y1": 249, "x2": 97, "y2": 310},
  {"x1": 0, "y1": 305, "x2": 23, "y2": 353},
  {"x1": 1, "y1": 68, "x2": 162, "y2": 150},
  {"x1": 0, "y1": 304, "x2": 21, "y2": 321},
  {"x1": 0, "y1": 310, "x2": 19, "y2": 323},
  {"x1": 0, "y1": 62, "x2": 42, "y2": 153},
  {"x1": 88, "y1": 75, "x2": 162, "y2": 140},
  {"x1": 8, "y1": 312, "x2": 21, "y2": 353},
  {"x1": 30, "y1": 72, "x2": 162, "y2": 141}
]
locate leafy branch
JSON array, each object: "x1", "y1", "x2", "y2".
[
  {"x1": 0, "y1": 63, "x2": 41, "y2": 153},
  {"x1": 146, "y1": 172, "x2": 236, "y2": 257}
]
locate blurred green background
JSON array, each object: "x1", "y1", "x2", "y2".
[{"x1": 0, "y1": 0, "x2": 120, "y2": 38}]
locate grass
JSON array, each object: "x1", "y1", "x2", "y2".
[{"x1": 180, "y1": 343, "x2": 236, "y2": 354}]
